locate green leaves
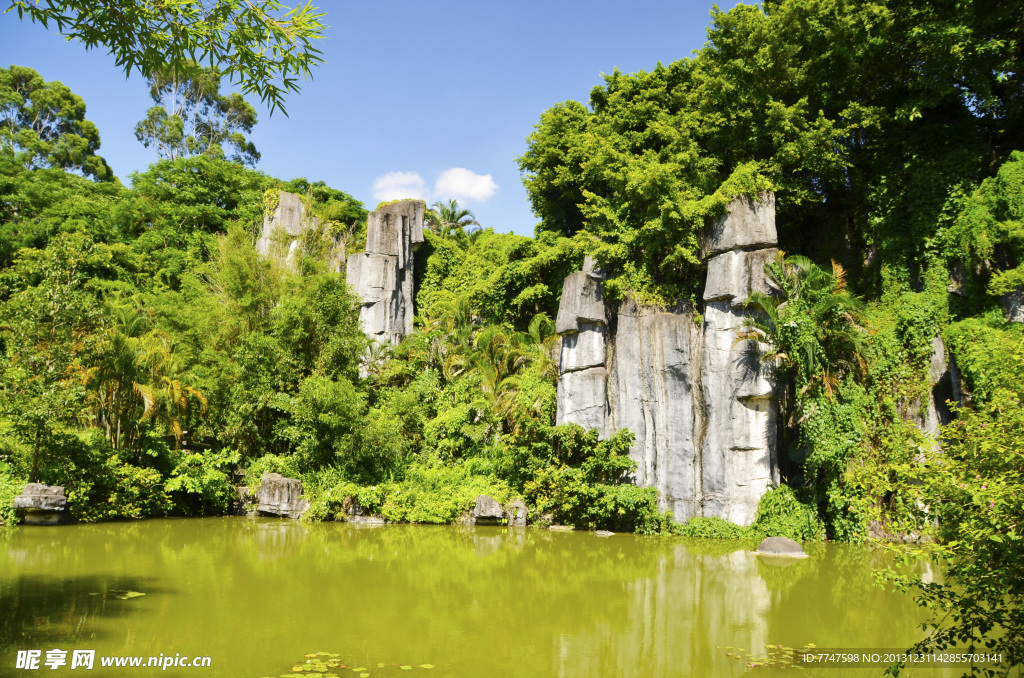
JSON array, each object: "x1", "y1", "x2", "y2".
[
  {"x1": 134, "y1": 61, "x2": 261, "y2": 166},
  {"x1": 7, "y1": 0, "x2": 327, "y2": 116},
  {"x1": 0, "y1": 65, "x2": 113, "y2": 180}
]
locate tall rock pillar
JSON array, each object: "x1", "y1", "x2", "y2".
[
  {"x1": 555, "y1": 257, "x2": 609, "y2": 436},
  {"x1": 345, "y1": 200, "x2": 425, "y2": 344},
  {"x1": 607, "y1": 300, "x2": 703, "y2": 521},
  {"x1": 551, "y1": 191, "x2": 781, "y2": 525},
  {"x1": 699, "y1": 192, "x2": 780, "y2": 525}
]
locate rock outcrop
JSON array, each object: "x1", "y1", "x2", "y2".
[
  {"x1": 556, "y1": 257, "x2": 610, "y2": 437},
  {"x1": 1002, "y1": 288, "x2": 1024, "y2": 323},
  {"x1": 13, "y1": 484, "x2": 68, "y2": 525},
  {"x1": 470, "y1": 495, "x2": 505, "y2": 525},
  {"x1": 700, "y1": 192, "x2": 780, "y2": 526},
  {"x1": 256, "y1": 472, "x2": 309, "y2": 519},
  {"x1": 346, "y1": 200, "x2": 425, "y2": 344},
  {"x1": 753, "y1": 536, "x2": 808, "y2": 558},
  {"x1": 607, "y1": 299, "x2": 703, "y2": 521},
  {"x1": 463, "y1": 495, "x2": 529, "y2": 526},
  {"x1": 256, "y1": 191, "x2": 346, "y2": 273},
  {"x1": 921, "y1": 336, "x2": 961, "y2": 442},
  {"x1": 554, "y1": 192, "x2": 781, "y2": 525}
]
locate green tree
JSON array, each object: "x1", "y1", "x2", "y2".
[
  {"x1": 519, "y1": 0, "x2": 1024, "y2": 301},
  {"x1": 885, "y1": 388, "x2": 1024, "y2": 677},
  {"x1": 740, "y1": 253, "x2": 867, "y2": 404},
  {"x1": 0, "y1": 231, "x2": 106, "y2": 482},
  {"x1": 135, "y1": 62, "x2": 260, "y2": 166},
  {"x1": 0, "y1": 65, "x2": 113, "y2": 180},
  {"x1": 6, "y1": 0, "x2": 326, "y2": 114}
]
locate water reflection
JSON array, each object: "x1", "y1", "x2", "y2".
[{"x1": 0, "y1": 519, "x2": 946, "y2": 677}]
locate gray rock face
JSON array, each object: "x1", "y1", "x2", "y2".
[
  {"x1": 554, "y1": 193, "x2": 780, "y2": 526},
  {"x1": 556, "y1": 257, "x2": 610, "y2": 435},
  {"x1": 700, "y1": 301, "x2": 778, "y2": 526},
  {"x1": 346, "y1": 200, "x2": 425, "y2": 345},
  {"x1": 555, "y1": 268, "x2": 607, "y2": 334},
  {"x1": 559, "y1": 323, "x2": 607, "y2": 372},
  {"x1": 1002, "y1": 288, "x2": 1024, "y2": 323},
  {"x1": 703, "y1": 248, "x2": 780, "y2": 308},
  {"x1": 256, "y1": 472, "x2": 309, "y2": 519},
  {"x1": 256, "y1": 191, "x2": 347, "y2": 273},
  {"x1": 607, "y1": 300, "x2": 702, "y2": 520},
  {"x1": 919, "y1": 336, "x2": 962, "y2": 446},
  {"x1": 703, "y1": 191, "x2": 777, "y2": 258},
  {"x1": 471, "y1": 494, "x2": 504, "y2": 524},
  {"x1": 506, "y1": 498, "x2": 528, "y2": 527},
  {"x1": 465, "y1": 495, "x2": 528, "y2": 526},
  {"x1": 556, "y1": 367, "x2": 609, "y2": 437},
  {"x1": 753, "y1": 536, "x2": 808, "y2": 558},
  {"x1": 14, "y1": 484, "x2": 67, "y2": 525}
]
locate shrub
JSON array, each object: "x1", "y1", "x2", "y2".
[
  {"x1": 751, "y1": 485, "x2": 825, "y2": 541},
  {"x1": 0, "y1": 468, "x2": 26, "y2": 525},
  {"x1": 164, "y1": 451, "x2": 237, "y2": 516}
]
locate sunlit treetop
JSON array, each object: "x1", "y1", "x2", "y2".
[{"x1": 5, "y1": 0, "x2": 326, "y2": 115}]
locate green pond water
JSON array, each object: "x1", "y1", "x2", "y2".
[{"x1": 0, "y1": 518, "x2": 954, "y2": 678}]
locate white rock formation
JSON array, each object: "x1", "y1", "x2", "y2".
[
  {"x1": 607, "y1": 300, "x2": 703, "y2": 521},
  {"x1": 555, "y1": 257, "x2": 610, "y2": 437},
  {"x1": 554, "y1": 192, "x2": 781, "y2": 525},
  {"x1": 699, "y1": 191, "x2": 780, "y2": 526},
  {"x1": 345, "y1": 200, "x2": 425, "y2": 344}
]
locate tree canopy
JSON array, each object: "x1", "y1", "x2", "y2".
[
  {"x1": 0, "y1": 65, "x2": 113, "y2": 181},
  {"x1": 4, "y1": 0, "x2": 326, "y2": 115},
  {"x1": 519, "y1": 0, "x2": 1024, "y2": 302},
  {"x1": 134, "y1": 61, "x2": 260, "y2": 167}
]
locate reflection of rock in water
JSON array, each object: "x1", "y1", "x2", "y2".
[
  {"x1": 253, "y1": 519, "x2": 311, "y2": 560},
  {"x1": 551, "y1": 546, "x2": 769, "y2": 677}
]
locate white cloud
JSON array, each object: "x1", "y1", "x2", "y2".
[
  {"x1": 372, "y1": 171, "x2": 427, "y2": 201},
  {"x1": 433, "y1": 167, "x2": 498, "y2": 203}
]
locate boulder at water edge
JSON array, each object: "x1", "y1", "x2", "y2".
[
  {"x1": 13, "y1": 483, "x2": 68, "y2": 525},
  {"x1": 256, "y1": 473, "x2": 309, "y2": 519},
  {"x1": 753, "y1": 536, "x2": 808, "y2": 558},
  {"x1": 470, "y1": 495, "x2": 505, "y2": 525}
]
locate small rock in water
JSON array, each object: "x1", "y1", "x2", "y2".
[
  {"x1": 752, "y1": 536, "x2": 808, "y2": 558},
  {"x1": 595, "y1": 530, "x2": 615, "y2": 537}
]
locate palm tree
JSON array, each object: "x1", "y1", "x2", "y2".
[
  {"x1": 425, "y1": 199, "x2": 481, "y2": 239},
  {"x1": 739, "y1": 252, "x2": 867, "y2": 409}
]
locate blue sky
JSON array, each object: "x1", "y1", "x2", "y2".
[{"x1": 1, "y1": 1, "x2": 739, "y2": 236}]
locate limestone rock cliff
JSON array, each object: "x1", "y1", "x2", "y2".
[
  {"x1": 554, "y1": 192, "x2": 781, "y2": 525},
  {"x1": 346, "y1": 200, "x2": 425, "y2": 344},
  {"x1": 256, "y1": 191, "x2": 346, "y2": 273},
  {"x1": 556, "y1": 257, "x2": 610, "y2": 437},
  {"x1": 699, "y1": 191, "x2": 780, "y2": 526}
]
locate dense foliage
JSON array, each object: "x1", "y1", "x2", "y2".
[
  {"x1": 134, "y1": 62, "x2": 260, "y2": 166},
  {"x1": 2, "y1": 0, "x2": 1024, "y2": 672},
  {"x1": 7, "y1": 0, "x2": 326, "y2": 114},
  {"x1": 0, "y1": 65, "x2": 113, "y2": 181}
]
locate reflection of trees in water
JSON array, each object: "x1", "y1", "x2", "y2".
[
  {"x1": 757, "y1": 542, "x2": 946, "y2": 670},
  {"x1": 0, "y1": 520, "x2": 941, "y2": 677},
  {"x1": 0, "y1": 574, "x2": 161, "y2": 653}
]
